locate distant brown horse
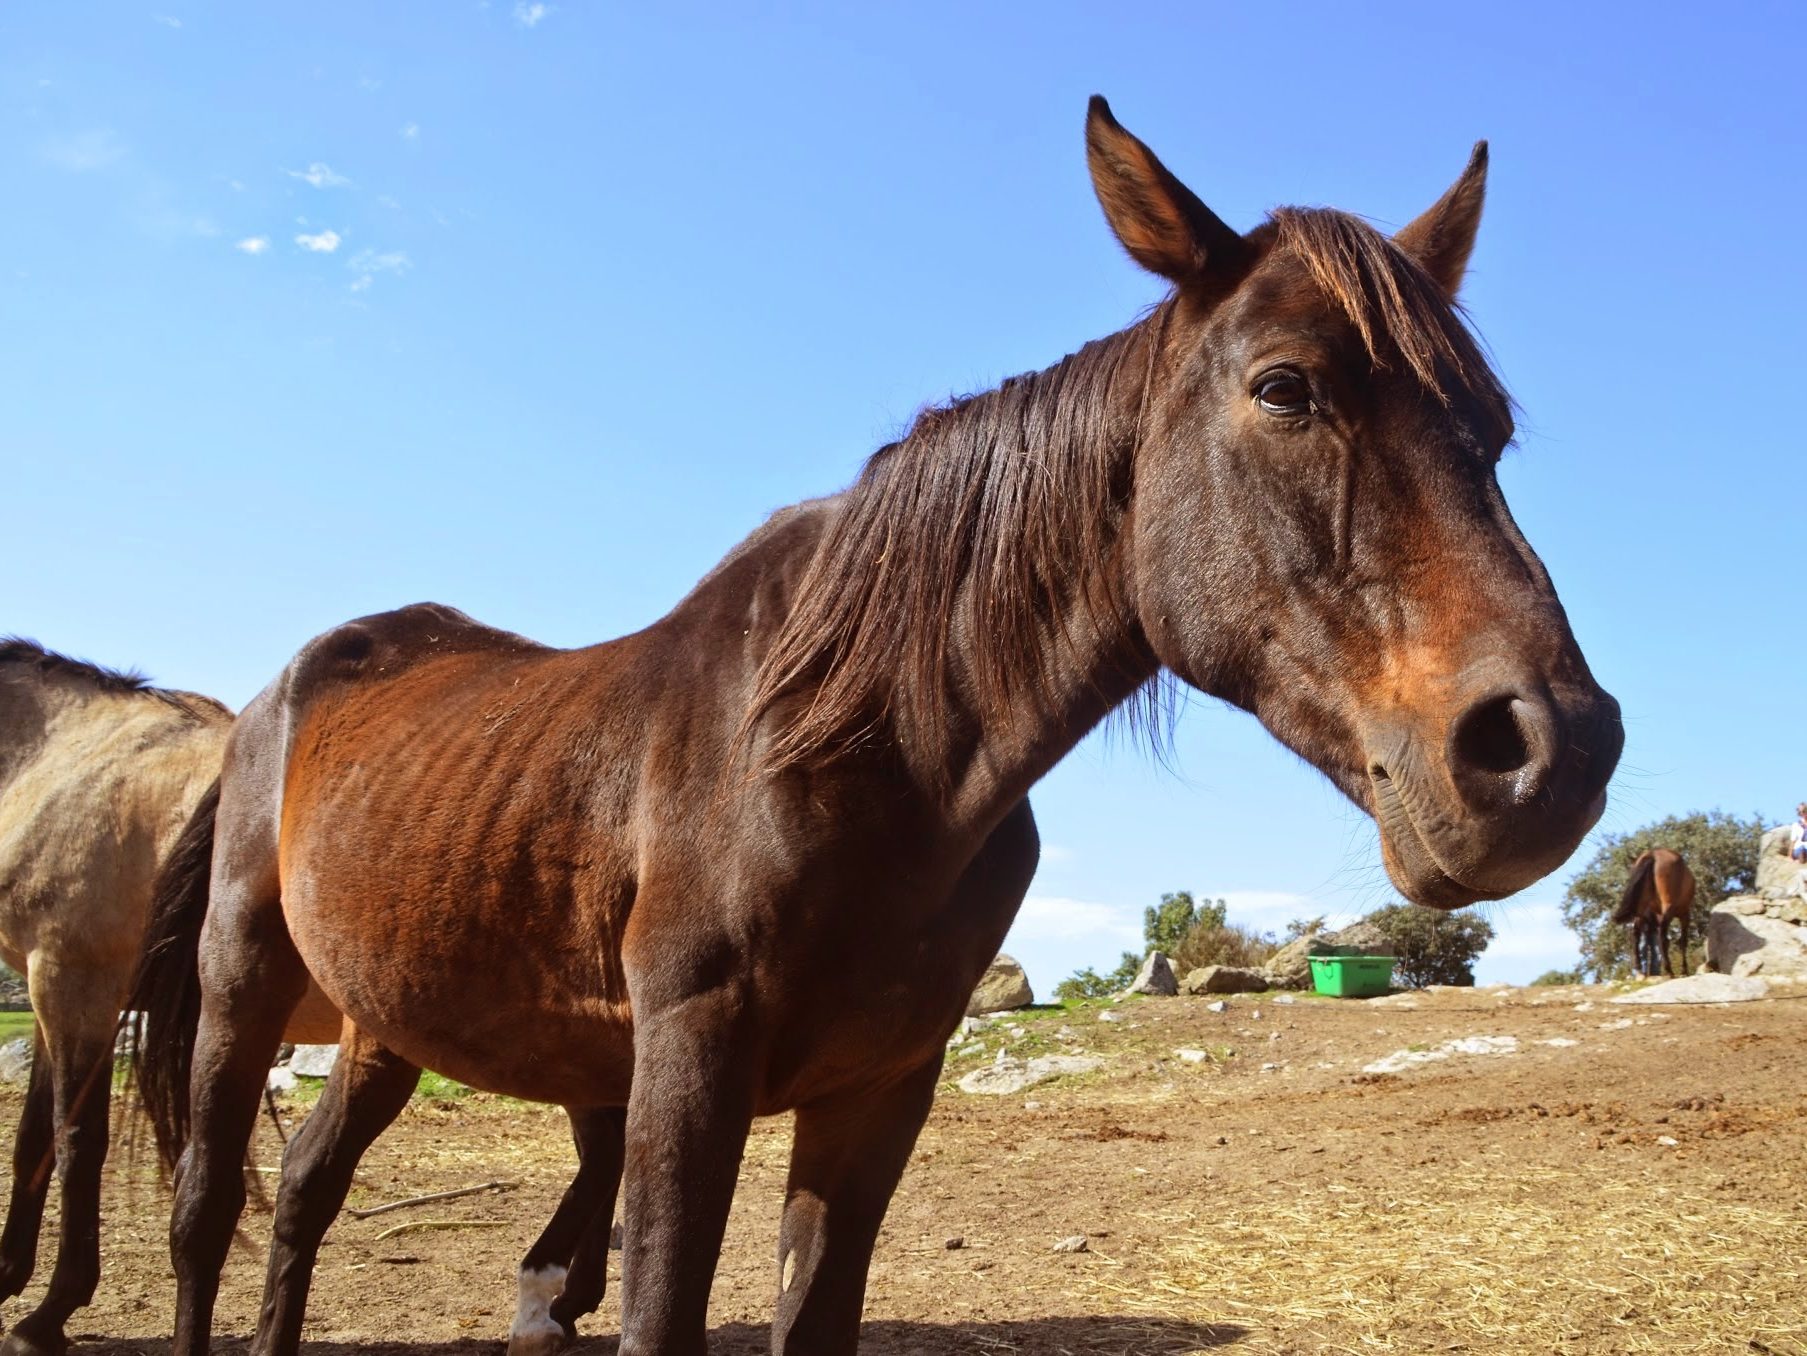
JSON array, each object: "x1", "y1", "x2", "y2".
[
  {"x1": 132, "y1": 96, "x2": 1621, "y2": 1356},
  {"x1": 1613, "y1": 848, "x2": 1696, "y2": 979}
]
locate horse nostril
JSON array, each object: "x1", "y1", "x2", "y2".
[{"x1": 1452, "y1": 694, "x2": 1533, "y2": 777}]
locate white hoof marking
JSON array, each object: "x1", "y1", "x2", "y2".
[{"x1": 507, "y1": 1263, "x2": 568, "y2": 1356}]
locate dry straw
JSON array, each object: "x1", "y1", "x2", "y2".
[{"x1": 1087, "y1": 1167, "x2": 1806, "y2": 1353}]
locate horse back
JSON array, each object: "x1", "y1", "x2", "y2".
[{"x1": 0, "y1": 681, "x2": 227, "y2": 978}]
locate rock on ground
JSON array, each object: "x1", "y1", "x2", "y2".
[
  {"x1": 1182, "y1": 964, "x2": 1267, "y2": 995},
  {"x1": 289, "y1": 1044, "x2": 340, "y2": 1078},
  {"x1": 966, "y1": 954, "x2": 1034, "y2": 1016},
  {"x1": 956, "y1": 1053, "x2": 1102, "y2": 1095},
  {"x1": 0, "y1": 1037, "x2": 32, "y2": 1084},
  {"x1": 1611, "y1": 973, "x2": 1771, "y2": 1004},
  {"x1": 1120, "y1": 951, "x2": 1177, "y2": 997},
  {"x1": 1362, "y1": 1034, "x2": 1518, "y2": 1076}
]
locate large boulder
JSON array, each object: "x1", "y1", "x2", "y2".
[
  {"x1": 1705, "y1": 901, "x2": 1807, "y2": 979},
  {"x1": 288, "y1": 1044, "x2": 341, "y2": 1078},
  {"x1": 1120, "y1": 951, "x2": 1178, "y2": 997},
  {"x1": 966, "y1": 954, "x2": 1033, "y2": 1016},
  {"x1": 1183, "y1": 964, "x2": 1267, "y2": 995},
  {"x1": 1610, "y1": 972, "x2": 1770, "y2": 1003},
  {"x1": 1755, "y1": 825, "x2": 1807, "y2": 900}
]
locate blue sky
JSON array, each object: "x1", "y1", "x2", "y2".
[{"x1": 5, "y1": 3, "x2": 1802, "y2": 989}]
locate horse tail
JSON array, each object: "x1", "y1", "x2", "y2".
[
  {"x1": 126, "y1": 776, "x2": 220, "y2": 1176},
  {"x1": 1611, "y1": 851, "x2": 1655, "y2": 926}
]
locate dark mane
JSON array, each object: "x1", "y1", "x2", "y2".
[
  {"x1": 0, "y1": 637, "x2": 229, "y2": 719},
  {"x1": 1268, "y1": 207, "x2": 1513, "y2": 434},
  {"x1": 744, "y1": 313, "x2": 1163, "y2": 782}
]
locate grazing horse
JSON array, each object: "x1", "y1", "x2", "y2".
[
  {"x1": 133, "y1": 96, "x2": 1622, "y2": 1356},
  {"x1": 0, "y1": 641, "x2": 240, "y2": 1356},
  {"x1": 1613, "y1": 848, "x2": 1696, "y2": 979}
]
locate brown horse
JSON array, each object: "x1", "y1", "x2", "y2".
[
  {"x1": 132, "y1": 96, "x2": 1621, "y2": 1356},
  {"x1": 1613, "y1": 848, "x2": 1696, "y2": 979}
]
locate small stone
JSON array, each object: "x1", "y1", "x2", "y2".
[
  {"x1": 1051, "y1": 1235, "x2": 1089, "y2": 1254},
  {"x1": 1023, "y1": 1099, "x2": 1042, "y2": 1110},
  {"x1": 0, "y1": 1038, "x2": 34, "y2": 1085},
  {"x1": 1259, "y1": 1062, "x2": 1282, "y2": 1073},
  {"x1": 1174, "y1": 1048, "x2": 1209, "y2": 1064},
  {"x1": 1097, "y1": 1009, "x2": 1120, "y2": 1023},
  {"x1": 1656, "y1": 1136, "x2": 1679, "y2": 1148},
  {"x1": 1206, "y1": 1000, "x2": 1227, "y2": 1014},
  {"x1": 266, "y1": 1066, "x2": 298, "y2": 1094},
  {"x1": 944, "y1": 1236, "x2": 965, "y2": 1250}
]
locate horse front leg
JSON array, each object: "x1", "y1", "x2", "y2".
[
  {"x1": 616, "y1": 995, "x2": 755, "y2": 1356},
  {"x1": 771, "y1": 1056, "x2": 942, "y2": 1356},
  {"x1": 509, "y1": 1105, "x2": 626, "y2": 1356}
]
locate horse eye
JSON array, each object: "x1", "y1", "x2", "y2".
[{"x1": 1254, "y1": 371, "x2": 1314, "y2": 418}]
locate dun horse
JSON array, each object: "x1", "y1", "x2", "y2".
[
  {"x1": 0, "y1": 641, "x2": 622, "y2": 1356},
  {"x1": 134, "y1": 98, "x2": 1622, "y2": 1356},
  {"x1": 1613, "y1": 848, "x2": 1696, "y2": 979},
  {"x1": 0, "y1": 641, "x2": 235, "y2": 1356}
]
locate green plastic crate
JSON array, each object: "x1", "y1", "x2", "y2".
[{"x1": 1308, "y1": 953, "x2": 1397, "y2": 998}]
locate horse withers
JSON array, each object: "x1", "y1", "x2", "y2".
[
  {"x1": 1614, "y1": 848, "x2": 1697, "y2": 979},
  {"x1": 135, "y1": 96, "x2": 1622, "y2": 1356}
]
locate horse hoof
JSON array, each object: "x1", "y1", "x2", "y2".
[
  {"x1": 0, "y1": 1325, "x2": 68, "y2": 1356},
  {"x1": 504, "y1": 1320, "x2": 567, "y2": 1356}
]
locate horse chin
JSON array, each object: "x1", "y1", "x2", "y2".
[{"x1": 1371, "y1": 777, "x2": 1507, "y2": 912}]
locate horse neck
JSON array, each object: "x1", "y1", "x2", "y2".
[{"x1": 909, "y1": 325, "x2": 1166, "y2": 831}]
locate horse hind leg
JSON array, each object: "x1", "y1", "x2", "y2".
[
  {"x1": 0, "y1": 960, "x2": 125, "y2": 1356},
  {"x1": 509, "y1": 1105, "x2": 626, "y2": 1356},
  {"x1": 169, "y1": 887, "x2": 310, "y2": 1356},
  {"x1": 248, "y1": 1027, "x2": 419, "y2": 1356},
  {"x1": 0, "y1": 1027, "x2": 54, "y2": 1308}
]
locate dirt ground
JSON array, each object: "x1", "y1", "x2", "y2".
[{"x1": 4, "y1": 983, "x2": 1804, "y2": 1355}]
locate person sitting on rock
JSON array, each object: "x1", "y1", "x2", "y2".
[{"x1": 1793, "y1": 803, "x2": 1807, "y2": 863}]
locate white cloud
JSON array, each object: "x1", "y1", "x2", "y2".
[
  {"x1": 295, "y1": 229, "x2": 341, "y2": 253},
  {"x1": 152, "y1": 13, "x2": 182, "y2": 27},
  {"x1": 1038, "y1": 844, "x2": 1074, "y2": 865},
  {"x1": 350, "y1": 247, "x2": 410, "y2": 275},
  {"x1": 513, "y1": 1, "x2": 551, "y2": 26},
  {"x1": 377, "y1": 194, "x2": 401, "y2": 210},
  {"x1": 39, "y1": 129, "x2": 126, "y2": 173},
  {"x1": 349, "y1": 274, "x2": 372, "y2": 293},
  {"x1": 286, "y1": 162, "x2": 350, "y2": 189},
  {"x1": 1217, "y1": 890, "x2": 1326, "y2": 930},
  {"x1": 235, "y1": 236, "x2": 270, "y2": 255},
  {"x1": 1013, "y1": 895, "x2": 1142, "y2": 945},
  {"x1": 400, "y1": 122, "x2": 420, "y2": 142}
]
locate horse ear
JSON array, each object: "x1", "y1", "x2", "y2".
[
  {"x1": 1396, "y1": 141, "x2": 1489, "y2": 297},
  {"x1": 1085, "y1": 95, "x2": 1243, "y2": 284}
]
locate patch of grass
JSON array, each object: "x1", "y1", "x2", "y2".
[
  {"x1": 0, "y1": 1011, "x2": 37, "y2": 1046},
  {"x1": 415, "y1": 1070, "x2": 475, "y2": 1100}
]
